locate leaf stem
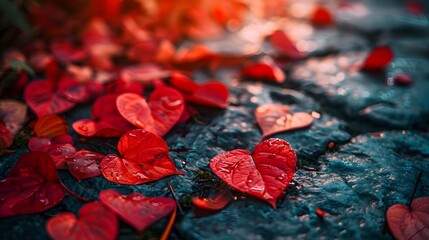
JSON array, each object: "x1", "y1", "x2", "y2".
[
  {"x1": 167, "y1": 180, "x2": 184, "y2": 215},
  {"x1": 408, "y1": 171, "x2": 422, "y2": 207},
  {"x1": 160, "y1": 208, "x2": 177, "y2": 240}
]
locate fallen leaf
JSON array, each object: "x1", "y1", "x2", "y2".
[
  {"x1": 67, "y1": 150, "x2": 105, "y2": 181},
  {"x1": 393, "y1": 73, "x2": 413, "y2": 86},
  {"x1": 269, "y1": 29, "x2": 303, "y2": 60},
  {"x1": 116, "y1": 87, "x2": 185, "y2": 136},
  {"x1": 361, "y1": 46, "x2": 394, "y2": 72},
  {"x1": 0, "y1": 151, "x2": 65, "y2": 217},
  {"x1": 99, "y1": 189, "x2": 176, "y2": 232},
  {"x1": 57, "y1": 78, "x2": 103, "y2": 103},
  {"x1": 100, "y1": 129, "x2": 183, "y2": 184},
  {"x1": 24, "y1": 80, "x2": 76, "y2": 117},
  {"x1": 28, "y1": 135, "x2": 77, "y2": 169},
  {"x1": 386, "y1": 197, "x2": 429, "y2": 240},
  {"x1": 46, "y1": 202, "x2": 118, "y2": 240},
  {"x1": 255, "y1": 104, "x2": 313, "y2": 137},
  {"x1": 210, "y1": 138, "x2": 297, "y2": 208},
  {"x1": 311, "y1": 6, "x2": 334, "y2": 26},
  {"x1": 50, "y1": 40, "x2": 86, "y2": 64},
  {"x1": 34, "y1": 114, "x2": 68, "y2": 138},
  {"x1": 240, "y1": 63, "x2": 286, "y2": 83},
  {"x1": 0, "y1": 100, "x2": 27, "y2": 135},
  {"x1": 73, "y1": 94, "x2": 135, "y2": 138},
  {"x1": 168, "y1": 74, "x2": 229, "y2": 109}
]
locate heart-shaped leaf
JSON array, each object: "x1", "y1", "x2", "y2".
[
  {"x1": 99, "y1": 189, "x2": 176, "y2": 232},
  {"x1": 0, "y1": 100, "x2": 27, "y2": 135},
  {"x1": 100, "y1": 129, "x2": 182, "y2": 184},
  {"x1": 50, "y1": 40, "x2": 86, "y2": 64},
  {"x1": 386, "y1": 197, "x2": 429, "y2": 240},
  {"x1": 269, "y1": 29, "x2": 303, "y2": 60},
  {"x1": 46, "y1": 202, "x2": 118, "y2": 240},
  {"x1": 255, "y1": 104, "x2": 313, "y2": 137},
  {"x1": 73, "y1": 94, "x2": 135, "y2": 138},
  {"x1": 240, "y1": 63, "x2": 285, "y2": 83},
  {"x1": 361, "y1": 46, "x2": 394, "y2": 71},
  {"x1": 0, "y1": 151, "x2": 65, "y2": 217},
  {"x1": 116, "y1": 87, "x2": 185, "y2": 136},
  {"x1": 24, "y1": 80, "x2": 76, "y2": 117},
  {"x1": 67, "y1": 150, "x2": 105, "y2": 181},
  {"x1": 210, "y1": 138, "x2": 297, "y2": 208}
]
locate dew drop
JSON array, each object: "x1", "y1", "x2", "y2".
[
  {"x1": 128, "y1": 133, "x2": 137, "y2": 137},
  {"x1": 151, "y1": 202, "x2": 160, "y2": 206}
]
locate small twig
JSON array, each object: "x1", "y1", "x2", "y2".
[
  {"x1": 167, "y1": 180, "x2": 184, "y2": 215},
  {"x1": 160, "y1": 208, "x2": 177, "y2": 240},
  {"x1": 408, "y1": 171, "x2": 422, "y2": 207},
  {"x1": 59, "y1": 180, "x2": 91, "y2": 202}
]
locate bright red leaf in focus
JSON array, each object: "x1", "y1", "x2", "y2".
[
  {"x1": 210, "y1": 138, "x2": 297, "y2": 208},
  {"x1": 99, "y1": 189, "x2": 176, "y2": 232},
  {"x1": 240, "y1": 63, "x2": 286, "y2": 83},
  {"x1": 100, "y1": 129, "x2": 183, "y2": 185},
  {"x1": 116, "y1": 87, "x2": 185, "y2": 136},
  {"x1": 311, "y1": 6, "x2": 334, "y2": 26},
  {"x1": 67, "y1": 150, "x2": 105, "y2": 181},
  {"x1": 386, "y1": 197, "x2": 429, "y2": 240},
  {"x1": 255, "y1": 104, "x2": 313, "y2": 138},
  {"x1": 0, "y1": 151, "x2": 65, "y2": 217},
  {"x1": 73, "y1": 94, "x2": 135, "y2": 138},
  {"x1": 46, "y1": 202, "x2": 118, "y2": 240},
  {"x1": 361, "y1": 46, "x2": 394, "y2": 72},
  {"x1": 269, "y1": 29, "x2": 303, "y2": 60}
]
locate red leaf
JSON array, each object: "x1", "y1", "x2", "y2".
[
  {"x1": 210, "y1": 138, "x2": 297, "y2": 208},
  {"x1": 46, "y1": 202, "x2": 118, "y2": 240},
  {"x1": 116, "y1": 87, "x2": 185, "y2": 136},
  {"x1": 105, "y1": 79, "x2": 144, "y2": 95},
  {"x1": 0, "y1": 151, "x2": 65, "y2": 217},
  {"x1": 28, "y1": 135, "x2": 77, "y2": 169},
  {"x1": 311, "y1": 6, "x2": 334, "y2": 26},
  {"x1": 393, "y1": 73, "x2": 413, "y2": 86},
  {"x1": 269, "y1": 29, "x2": 304, "y2": 60},
  {"x1": 99, "y1": 189, "x2": 176, "y2": 232},
  {"x1": 240, "y1": 63, "x2": 286, "y2": 83},
  {"x1": 386, "y1": 197, "x2": 429, "y2": 240},
  {"x1": 57, "y1": 78, "x2": 103, "y2": 103},
  {"x1": 67, "y1": 150, "x2": 105, "y2": 181},
  {"x1": 34, "y1": 114, "x2": 68, "y2": 138},
  {"x1": 24, "y1": 81, "x2": 76, "y2": 118},
  {"x1": 184, "y1": 81, "x2": 229, "y2": 109},
  {"x1": 120, "y1": 64, "x2": 170, "y2": 84},
  {"x1": 73, "y1": 94, "x2": 135, "y2": 138},
  {"x1": 0, "y1": 123, "x2": 13, "y2": 149},
  {"x1": 169, "y1": 73, "x2": 199, "y2": 94},
  {"x1": 361, "y1": 46, "x2": 394, "y2": 72},
  {"x1": 0, "y1": 100, "x2": 27, "y2": 135},
  {"x1": 50, "y1": 40, "x2": 86, "y2": 64},
  {"x1": 255, "y1": 104, "x2": 313, "y2": 137},
  {"x1": 100, "y1": 129, "x2": 183, "y2": 185},
  {"x1": 192, "y1": 187, "x2": 232, "y2": 211}
]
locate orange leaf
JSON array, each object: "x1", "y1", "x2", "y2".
[{"x1": 34, "y1": 114, "x2": 68, "y2": 138}]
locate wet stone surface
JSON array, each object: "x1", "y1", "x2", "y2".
[{"x1": 177, "y1": 131, "x2": 429, "y2": 240}]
